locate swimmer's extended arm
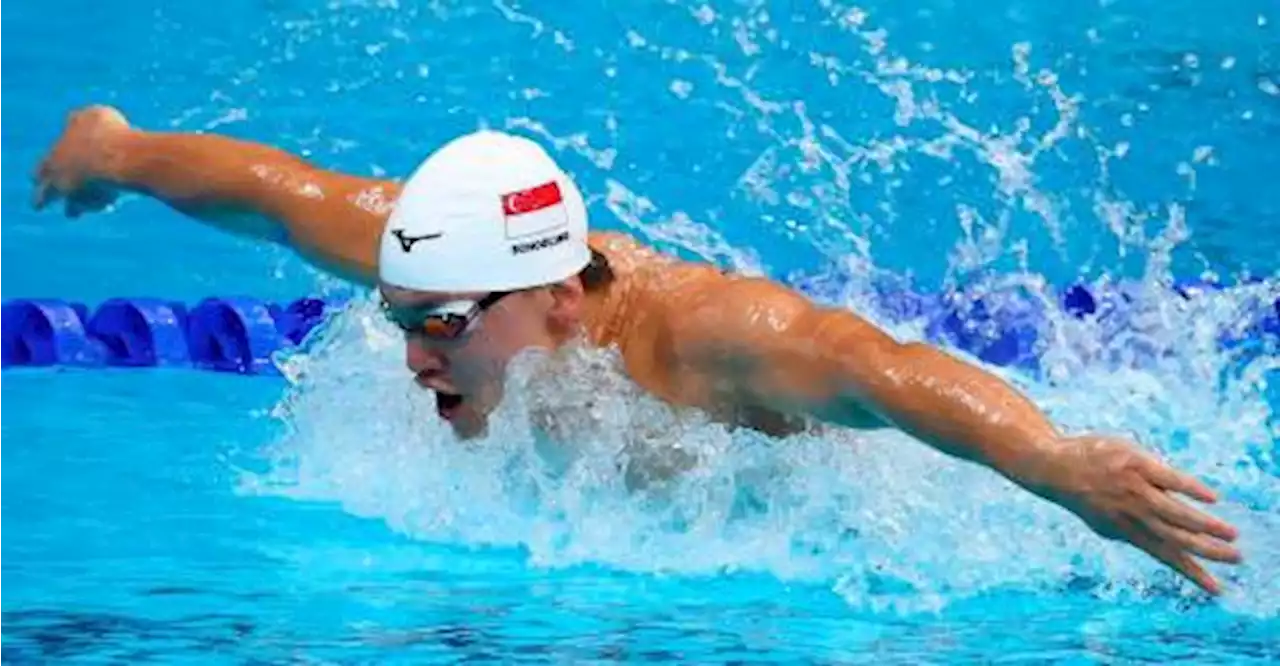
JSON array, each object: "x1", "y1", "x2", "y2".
[
  {"x1": 668, "y1": 278, "x2": 1065, "y2": 480},
  {"x1": 668, "y1": 277, "x2": 1241, "y2": 594},
  {"x1": 32, "y1": 106, "x2": 391, "y2": 285}
]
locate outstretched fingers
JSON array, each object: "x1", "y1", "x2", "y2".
[
  {"x1": 1140, "y1": 484, "x2": 1239, "y2": 542},
  {"x1": 1163, "y1": 547, "x2": 1221, "y2": 596},
  {"x1": 1144, "y1": 514, "x2": 1242, "y2": 564},
  {"x1": 1142, "y1": 455, "x2": 1218, "y2": 503},
  {"x1": 1128, "y1": 524, "x2": 1223, "y2": 595}
]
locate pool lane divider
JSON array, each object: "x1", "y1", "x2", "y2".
[
  {"x1": 1, "y1": 280, "x2": 1277, "y2": 375},
  {"x1": 1, "y1": 297, "x2": 339, "y2": 375}
]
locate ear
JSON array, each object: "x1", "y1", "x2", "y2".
[{"x1": 544, "y1": 277, "x2": 586, "y2": 332}]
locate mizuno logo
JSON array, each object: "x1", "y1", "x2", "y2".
[{"x1": 392, "y1": 229, "x2": 443, "y2": 252}]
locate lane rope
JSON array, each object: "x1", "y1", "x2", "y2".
[{"x1": 2, "y1": 279, "x2": 1276, "y2": 375}]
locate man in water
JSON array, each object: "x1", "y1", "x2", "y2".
[{"x1": 32, "y1": 105, "x2": 1243, "y2": 594}]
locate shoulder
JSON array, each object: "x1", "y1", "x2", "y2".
[
  {"x1": 648, "y1": 269, "x2": 903, "y2": 377},
  {"x1": 660, "y1": 276, "x2": 817, "y2": 355},
  {"x1": 587, "y1": 231, "x2": 675, "y2": 273},
  {"x1": 585, "y1": 231, "x2": 860, "y2": 356},
  {"x1": 614, "y1": 265, "x2": 817, "y2": 380}
]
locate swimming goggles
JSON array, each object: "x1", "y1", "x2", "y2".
[{"x1": 381, "y1": 291, "x2": 513, "y2": 341}]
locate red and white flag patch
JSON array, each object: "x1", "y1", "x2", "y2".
[{"x1": 501, "y1": 181, "x2": 568, "y2": 239}]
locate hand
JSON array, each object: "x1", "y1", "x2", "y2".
[
  {"x1": 1044, "y1": 435, "x2": 1242, "y2": 595},
  {"x1": 32, "y1": 105, "x2": 132, "y2": 217}
]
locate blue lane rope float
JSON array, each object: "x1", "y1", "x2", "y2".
[
  {"x1": 1, "y1": 281, "x2": 1276, "y2": 375},
  {"x1": 1, "y1": 297, "x2": 343, "y2": 375}
]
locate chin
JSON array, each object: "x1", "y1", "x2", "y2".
[{"x1": 450, "y1": 412, "x2": 489, "y2": 440}]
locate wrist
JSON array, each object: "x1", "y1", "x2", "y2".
[
  {"x1": 96, "y1": 125, "x2": 146, "y2": 188},
  {"x1": 1005, "y1": 435, "x2": 1072, "y2": 499}
]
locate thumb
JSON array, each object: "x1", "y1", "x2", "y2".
[{"x1": 32, "y1": 179, "x2": 59, "y2": 211}]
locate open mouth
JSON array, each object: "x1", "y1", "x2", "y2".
[{"x1": 434, "y1": 391, "x2": 466, "y2": 420}]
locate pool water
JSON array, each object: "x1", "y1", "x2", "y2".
[{"x1": 3, "y1": 0, "x2": 1279, "y2": 663}]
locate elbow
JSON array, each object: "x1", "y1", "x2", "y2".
[
  {"x1": 887, "y1": 338, "x2": 958, "y2": 369},
  {"x1": 831, "y1": 336, "x2": 938, "y2": 403}
]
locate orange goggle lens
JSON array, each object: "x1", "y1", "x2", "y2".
[
  {"x1": 419, "y1": 313, "x2": 471, "y2": 339},
  {"x1": 381, "y1": 292, "x2": 511, "y2": 341}
]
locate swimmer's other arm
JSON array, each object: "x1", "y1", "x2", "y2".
[
  {"x1": 667, "y1": 278, "x2": 1242, "y2": 594},
  {"x1": 32, "y1": 106, "x2": 389, "y2": 285}
]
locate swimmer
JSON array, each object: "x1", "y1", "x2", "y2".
[{"x1": 32, "y1": 105, "x2": 1244, "y2": 595}]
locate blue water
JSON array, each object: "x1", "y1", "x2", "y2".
[{"x1": 4, "y1": 0, "x2": 1279, "y2": 662}]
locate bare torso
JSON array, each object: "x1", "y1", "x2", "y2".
[{"x1": 579, "y1": 231, "x2": 881, "y2": 438}]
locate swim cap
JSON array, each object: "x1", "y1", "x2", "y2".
[{"x1": 377, "y1": 130, "x2": 591, "y2": 293}]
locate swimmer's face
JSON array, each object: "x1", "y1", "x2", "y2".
[{"x1": 379, "y1": 279, "x2": 586, "y2": 439}]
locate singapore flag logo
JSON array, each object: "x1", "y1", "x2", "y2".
[{"x1": 500, "y1": 180, "x2": 568, "y2": 240}]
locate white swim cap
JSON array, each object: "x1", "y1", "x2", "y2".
[{"x1": 377, "y1": 130, "x2": 591, "y2": 293}]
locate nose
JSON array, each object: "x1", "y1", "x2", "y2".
[{"x1": 405, "y1": 338, "x2": 448, "y2": 375}]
